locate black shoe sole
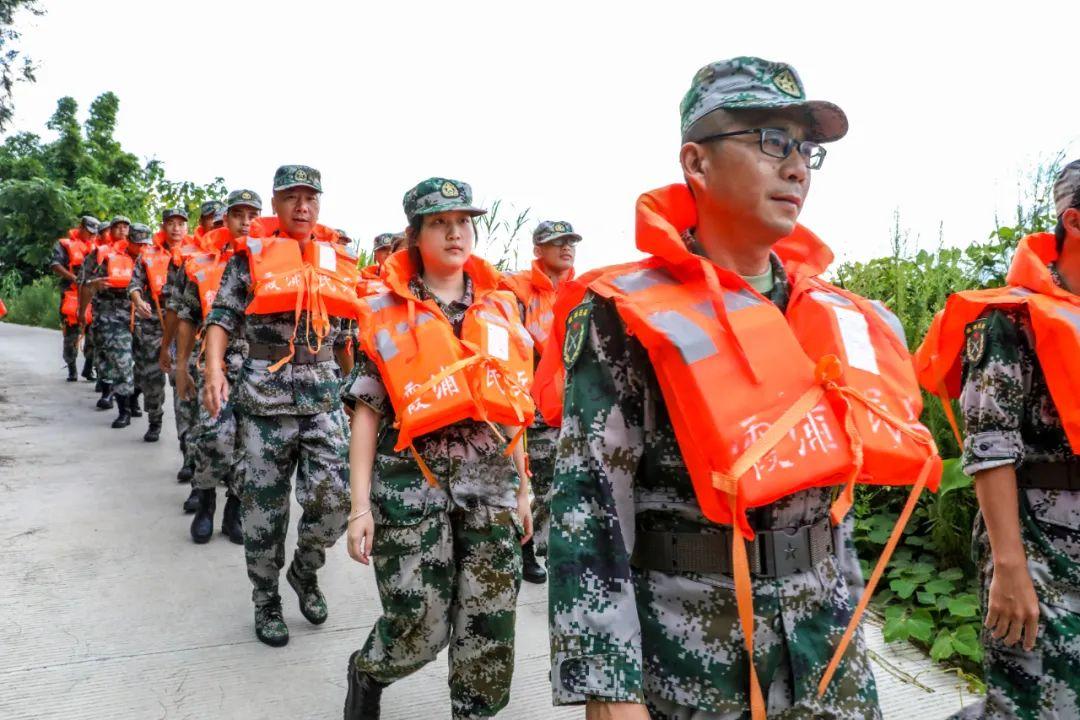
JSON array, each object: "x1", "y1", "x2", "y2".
[
  {"x1": 191, "y1": 531, "x2": 213, "y2": 544},
  {"x1": 287, "y1": 568, "x2": 328, "y2": 625},
  {"x1": 144, "y1": 435, "x2": 159, "y2": 443},
  {"x1": 256, "y1": 629, "x2": 290, "y2": 648},
  {"x1": 523, "y1": 572, "x2": 548, "y2": 584}
]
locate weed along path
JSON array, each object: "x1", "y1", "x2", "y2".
[{"x1": 0, "y1": 322, "x2": 977, "y2": 719}]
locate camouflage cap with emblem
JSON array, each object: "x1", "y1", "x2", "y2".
[
  {"x1": 680, "y1": 56, "x2": 848, "y2": 144},
  {"x1": 161, "y1": 206, "x2": 188, "y2": 222},
  {"x1": 402, "y1": 177, "x2": 486, "y2": 223},
  {"x1": 1054, "y1": 159, "x2": 1080, "y2": 218},
  {"x1": 226, "y1": 188, "x2": 263, "y2": 212},
  {"x1": 533, "y1": 220, "x2": 582, "y2": 245},
  {"x1": 372, "y1": 232, "x2": 399, "y2": 250},
  {"x1": 198, "y1": 200, "x2": 224, "y2": 218},
  {"x1": 273, "y1": 164, "x2": 322, "y2": 193},
  {"x1": 129, "y1": 223, "x2": 153, "y2": 244},
  {"x1": 80, "y1": 215, "x2": 101, "y2": 232}
]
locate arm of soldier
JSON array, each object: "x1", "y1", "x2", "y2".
[
  {"x1": 961, "y1": 311, "x2": 1039, "y2": 651},
  {"x1": 174, "y1": 320, "x2": 198, "y2": 401},
  {"x1": 50, "y1": 243, "x2": 76, "y2": 284},
  {"x1": 77, "y1": 256, "x2": 103, "y2": 327},
  {"x1": 203, "y1": 255, "x2": 248, "y2": 418},
  {"x1": 549, "y1": 295, "x2": 648, "y2": 708},
  {"x1": 333, "y1": 317, "x2": 355, "y2": 375},
  {"x1": 342, "y1": 350, "x2": 391, "y2": 565},
  {"x1": 157, "y1": 264, "x2": 183, "y2": 372},
  {"x1": 128, "y1": 261, "x2": 153, "y2": 319},
  {"x1": 505, "y1": 427, "x2": 533, "y2": 544}
]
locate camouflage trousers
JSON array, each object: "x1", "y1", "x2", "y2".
[
  {"x1": 132, "y1": 319, "x2": 165, "y2": 423},
  {"x1": 526, "y1": 423, "x2": 557, "y2": 555},
  {"x1": 92, "y1": 303, "x2": 134, "y2": 396},
  {"x1": 61, "y1": 321, "x2": 91, "y2": 367},
  {"x1": 629, "y1": 558, "x2": 881, "y2": 719},
  {"x1": 235, "y1": 410, "x2": 349, "y2": 606},
  {"x1": 170, "y1": 371, "x2": 198, "y2": 463},
  {"x1": 950, "y1": 497, "x2": 1080, "y2": 720},
  {"x1": 191, "y1": 364, "x2": 242, "y2": 492},
  {"x1": 356, "y1": 505, "x2": 523, "y2": 719}
]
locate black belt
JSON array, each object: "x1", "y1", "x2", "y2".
[
  {"x1": 247, "y1": 343, "x2": 333, "y2": 365},
  {"x1": 631, "y1": 517, "x2": 834, "y2": 578},
  {"x1": 1018, "y1": 459, "x2": 1080, "y2": 491}
]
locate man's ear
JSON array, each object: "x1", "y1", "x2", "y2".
[
  {"x1": 533, "y1": 244, "x2": 542, "y2": 259},
  {"x1": 1066, "y1": 207, "x2": 1080, "y2": 236}
]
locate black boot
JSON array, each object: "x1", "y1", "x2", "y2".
[
  {"x1": 81, "y1": 357, "x2": 95, "y2": 381},
  {"x1": 182, "y1": 487, "x2": 200, "y2": 514},
  {"x1": 129, "y1": 389, "x2": 143, "y2": 418},
  {"x1": 110, "y1": 395, "x2": 131, "y2": 429},
  {"x1": 67, "y1": 363, "x2": 78, "y2": 382},
  {"x1": 96, "y1": 383, "x2": 114, "y2": 410},
  {"x1": 222, "y1": 492, "x2": 243, "y2": 544},
  {"x1": 143, "y1": 420, "x2": 161, "y2": 442},
  {"x1": 177, "y1": 439, "x2": 194, "y2": 482},
  {"x1": 190, "y1": 488, "x2": 216, "y2": 543},
  {"x1": 522, "y1": 538, "x2": 547, "y2": 584},
  {"x1": 94, "y1": 379, "x2": 104, "y2": 393},
  {"x1": 344, "y1": 651, "x2": 386, "y2": 720}
]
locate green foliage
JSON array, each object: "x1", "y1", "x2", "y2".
[
  {"x1": 845, "y1": 155, "x2": 1063, "y2": 678},
  {"x1": 476, "y1": 199, "x2": 532, "y2": 271},
  {"x1": 0, "y1": 92, "x2": 224, "y2": 287},
  {"x1": 0, "y1": 270, "x2": 59, "y2": 328},
  {"x1": 0, "y1": 0, "x2": 43, "y2": 132}
]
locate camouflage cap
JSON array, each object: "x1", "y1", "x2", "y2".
[
  {"x1": 680, "y1": 56, "x2": 848, "y2": 144},
  {"x1": 110, "y1": 215, "x2": 131, "y2": 227},
  {"x1": 373, "y1": 232, "x2": 398, "y2": 250},
  {"x1": 198, "y1": 200, "x2": 224, "y2": 218},
  {"x1": 161, "y1": 206, "x2": 188, "y2": 222},
  {"x1": 212, "y1": 208, "x2": 225, "y2": 224},
  {"x1": 79, "y1": 215, "x2": 100, "y2": 232},
  {"x1": 1054, "y1": 159, "x2": 1080, "y2": 217},
  {"x1": 224, "y1": 188, "x2": 263, "y2": 212},
  {"x1": 402, "y1": 177, "x2": 486, "y2": 223},
  {"x1": 98, "y1": 220, "x2": 111, "y2": 232},
  {"x1": 273, "y1": 165, "x2": 322, "y2": 193},
  {"x1": 129, "y1": 223, "x2": 153, "y2": 243},
  {"x1": 533, "y1": 220, "x2": 582, "y2": 245}
]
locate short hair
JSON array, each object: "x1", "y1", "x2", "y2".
[{"x1": 1057, "y1": 187, "x2": 1080, "y2": 253}]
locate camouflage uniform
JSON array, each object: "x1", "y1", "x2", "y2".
[
  {"x1": 549, "y1": 248, "x2": 879, "y2": 718},
  {"x1": 79, "y1": 247, "x2": 134, "y2": 397},
  {"x1": 206, "y1": 248, "x2": 350, "y2": 608},
  {"x1": 51, "y1": 241, "x2": 90, "y2": 368},
  {"x1": 164, "y1": 259, "x2": 200, "y2": 466},
  {"x1": 951, "y1": 265, "x2": 1080, "y2": 720},
  {"x1": 344, "y1": 273, "x2": 524, "y2": 719},
  {"x1": 128, "y1": 258, "x2": 167, "y2": 425},
  {"x1": 173, "y1": 267, "x2": 247, "y2": 492}
]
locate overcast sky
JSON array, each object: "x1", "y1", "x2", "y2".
[{"x1": 6, "y1": 0, "x2": 1079, "y2": 272}]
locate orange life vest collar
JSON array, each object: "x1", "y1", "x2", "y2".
[{"x1": 59, "y1": 229, "x2": 91, "y2": 271}]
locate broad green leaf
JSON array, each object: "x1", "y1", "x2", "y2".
[
  {"x1": 924, "y1": 579, "x2": 956, "y2": 595},
  {"x1": 890, "y1": 579, "x2": 916, "y2": 599},
  {"x1": 930, "y1": 630, "x2": 955, "y2": 661}
]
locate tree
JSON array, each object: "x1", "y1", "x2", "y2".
[{"x1": 0, "y1": 0, "x2": 43, "y2": 132}]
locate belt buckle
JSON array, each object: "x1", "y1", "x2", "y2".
[{"x1": 759, "y1": 526, "x2": 812, "y2": 578}]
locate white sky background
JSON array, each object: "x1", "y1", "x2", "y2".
[{"x1": 6, "y1": 0, "x2": 1079, "y2": 272}]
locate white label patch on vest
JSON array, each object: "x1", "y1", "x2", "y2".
[
  {"x1": 318, "y1": 244, "x2": 336, "y2": 272},
  {"x1": 487, "y1": 323, "x2": 510, "y2": 361},
  {"x1": 833, "y1": 306, "x2": 880, "y2": 375}
]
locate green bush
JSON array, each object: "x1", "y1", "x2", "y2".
[{"x1": 0, "y1": 272, "x2": 61, "y2": 329}]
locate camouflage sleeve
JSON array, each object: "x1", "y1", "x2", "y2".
[
  {"x1": 161, "y1": 262, "x2": 181, "y2": 309},
  {"x1": 50, "y1": 242, "x2": 68, "y2": 268},
  {"x1": 174, "y1": 271, "x2": 202, "y2": 325},
  {"x1": 341, "y1": 350, "x2": 391, "y2": 416},
  {"x1": 960, "y1": 310, "x2": 1027, "y2": 475},
  {"x1": 81, "y1": 254, "x2": 105, "y2": 284},
  {"x1": 548, "y1": 293, "x2": 647, "y2": 706},
  {"x1": 128, "y1": 258, "x2": 148, "y2": 297},
  {"x1": 206, "y1": 254, "x2": 250, "y2": 335}
]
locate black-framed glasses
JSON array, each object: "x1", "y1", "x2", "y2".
[
  {"x1": 546, "y1": 237, "x2": 580, "y2": 248},
  {"x1": 695, "y1": 127, "x2": 827, "y2": 170}
]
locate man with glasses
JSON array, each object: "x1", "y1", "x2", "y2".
[
  {"x1": 502, "y1": 220, "x2": 582, "y2": 584},
  {"x1": 545, "y1": 57, "x2": 890, "y2": 719}
]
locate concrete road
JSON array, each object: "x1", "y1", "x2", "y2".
[{"x1": 0, "y1": 323, "x2": 979, "y2": 719}]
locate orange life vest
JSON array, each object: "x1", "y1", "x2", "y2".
[
  {"x1": 357, "y1": 263, "x2": 389, "y2": 298},
  {"x1": 60, "y1": 286, "x2": 91, "y2": 326},
  {"x1": 184, "y1": 229, "x2": 238, "y2": 318},
  {"x1": 914, "y1": 233, "x2": 1080, "y2": 447},
  {"x1": 170, "y1": 235, "x2": 202, "y2": 268},
  {"x1": 95, "y1": 241, "x2": 136, "y2": 289},
  {"x1": 138, "y1": 246, "x2": 172, "y2": 304},
  {"x1": 501, "y1": 260, "x2": 573, "y2": 350},
  {"x1": 59, "y1": 229, "x2": 91, "y2": 272},
  {"x1": 249, "y1": 216, "x2": 340, "y2": 243},
  {"x1": 356, "y1": 251, "x2": 535, "y2": 477},
  {"x1": 542, "y1": 184, "x2": 941, "y2": 714}
]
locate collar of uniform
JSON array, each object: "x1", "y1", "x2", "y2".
[
  {"x1": 408, "y1": 272, "x2": 474, "y2": 311},
  {"x1": 682, "y1": 228, "x2": 791, "y2": 310}
]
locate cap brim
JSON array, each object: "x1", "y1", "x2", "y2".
[
  {"x1": 273, "y1": 182, "x2": 322, "y2": 193},
  {"x1": 686, "y1": 99, "x2": 849, "y2": 144},
  {"x1": 226, "y1": 202, "x2": 262, "y2": 212},
  {"x1": 411, "y1": 203, "x2": 487, "y2": 220},
  {"x1": 536, "y1": 232, "x2": 582, "y2": 245},
  {"x1": 163, "y1": 213, "x2": 188, "y2": 221}
]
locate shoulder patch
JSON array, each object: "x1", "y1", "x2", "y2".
[
  {"x1": 965, "y1": 318, "x2": 988, "y2": 366},
  {"x1": 562, "y1": 303, "x2": 593, "y2": 368}
]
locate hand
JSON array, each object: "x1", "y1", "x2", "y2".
[
  {"x1": 175, "y1": 365, "x2": 196, "y2": 402},
  {"x1": 158, "y1": 345, "x2": 173, "y2": 374},
  {"x1": 202, "y1": 365, "x2": 229, "y2": 419},
  {"x1": 347, "y1": 511, "x2": 375, "y2": 565},
  {"x1": 986, "y1": 558, "x2": 1040, "y2": 651},
  {"x1": 585, "y1": 701, "x2": 651, "y2": 720},
  {"x1": 90, "y1": 277, "x2": 109, "y2": 289},
  {"x1": 516, "y1": 492, "x2": 534, "y2": 546},
  {"x1": 134, "y1": 298, "x2": 153, "y2": 319}
]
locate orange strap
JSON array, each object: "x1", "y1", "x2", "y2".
[
  {"x1": 409, "y1": 443, "x2": 440, "y2": 487},
  {"x1": 700, "y1": 260, "x2": 761, "y2": 384},
  {"x1": 729, "y1": 492, "x2": 767, "y2": 720},
  {"x1": 817, "y1": 454, "x2": 935, "y2": 697},
  {"x1": 936, "y1": 382, "x2": 964, "y2": 448}
]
